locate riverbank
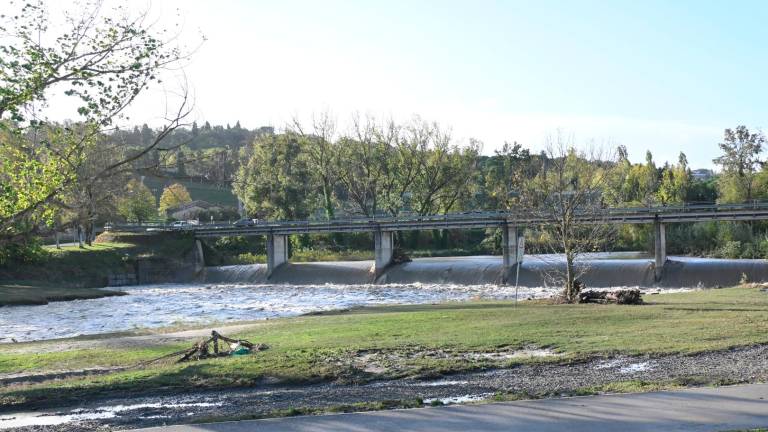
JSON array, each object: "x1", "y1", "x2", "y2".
[
  {"x1": 1, "y1": 285, "x2": 767, "y2": 427},
  {"x1": 0, "y1": 234, "x2": 197, "y2": 306}
]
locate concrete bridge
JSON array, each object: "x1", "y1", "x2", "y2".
[{"x1": 110, "y1": 202, "x2": 768, "y2": 282}]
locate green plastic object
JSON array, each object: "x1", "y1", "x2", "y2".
[{"x1": 231, "y1": 346, "x2": 251, "y2": 356}]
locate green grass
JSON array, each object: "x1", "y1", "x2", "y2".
[
  {"x1": 142, "y1": 175, "x2": 237, "y2": 207},
  {"x1": 1, "y1": 286, "x2": 767, "y2": 408}
]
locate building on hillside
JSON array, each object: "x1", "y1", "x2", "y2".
[
  {"x1": 691, "y1": 169, "x2": 714, "y2": 182},
  {"x1": 167, "y1": 200, "x2": 220, "y2": 221}
]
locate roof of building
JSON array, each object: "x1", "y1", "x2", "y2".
[{"x1": 168, "y1": 200, "x2": 215, "y2": 213}]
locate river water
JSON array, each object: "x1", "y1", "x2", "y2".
[{"x1": 2, "y1": 254, "x2": 767, "y2": 343}]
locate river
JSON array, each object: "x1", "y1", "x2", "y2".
[{"x1": 2, "y1": 254, "x2": 767, "y2": 343}]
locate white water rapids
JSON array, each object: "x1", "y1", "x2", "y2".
[{"x1": 0, "y1": 282, "x2": 568, "y2": 343}]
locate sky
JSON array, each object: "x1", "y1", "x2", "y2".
[{"x1": 42, "y1": 0, "x2": 768, "y2": 168}]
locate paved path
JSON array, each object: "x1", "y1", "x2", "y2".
[{"x1": 136, "y1": 384, "x2": 768, "y2": 432}]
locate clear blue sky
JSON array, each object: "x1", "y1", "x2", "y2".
[{"x1": 59, "y1": 1, "x2": 768, "y2": 168}]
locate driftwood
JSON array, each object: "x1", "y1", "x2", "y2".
[
  {"x1": 579, "y1": 289, "x2": 643, "y2": 305},
  {"x1": 138, "y1": 330, "x2": 267, "y2": 367},
  {"x1": 178, "y1": 330, "x2": 267, "y2": 362}
]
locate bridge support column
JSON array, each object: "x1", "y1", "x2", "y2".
[
  {"x1": 654, "y1": 221, "x2": 666, "y2": 281},
  {"x1": 267, "y1": 233, "x2": 288, "y2": 278},
  {"x1": 374, "y1": 230, "x2": 394, "y2": 278},
  {"x1": 502, "y1": 225, "x2": 525, "y2": 284},
  {"x1": 194, "y1": 239, "x2": 205, "y2": 273}
]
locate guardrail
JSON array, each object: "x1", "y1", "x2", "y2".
[{"x1": 104, "y1": 201, "x2": 768, "y2": 235}]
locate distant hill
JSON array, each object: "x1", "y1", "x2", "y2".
[{"x1": 141, "y1": 174, "x2": 238, "y2": 208}]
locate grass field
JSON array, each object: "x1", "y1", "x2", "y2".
[
  {"x1": 1, "y1": 285, "x2": 767, "y2": 408},
  {"x1": 142, "y1": 175, "x2": 237, "y2": 207}
]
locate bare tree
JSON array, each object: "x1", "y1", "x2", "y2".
[
  {"x1": 522, "y1": 133, "x2": 616, "y2": 302},
  {"x1": 290, "y1": 111, "x2": 338, "y2": 219}
]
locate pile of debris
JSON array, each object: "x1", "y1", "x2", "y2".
[
  {"x1": 579, "y1": 288, "x2": 643, "y2": 305},
  {"x1": 141, "y1": 330, "x2": 267, "y2": 366}
]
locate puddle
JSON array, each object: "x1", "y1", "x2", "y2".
[
  {"x1": 413, "y1": 380, "x2": 469, "y2": 387},
  {"x1": 619, "y1": 362, "x2": 655, "y2": 374},
  {"x1": 0, "y1": 401, "x2": 222, "y2": 429},
  {"x1": 466, "y1": 348, "x2": 558, "y2": 361},
  {"x1": 594, "y1": 358, "x2": 656, "y2": 374},
  {"x1": 351, "y1": 347, "x2": 560, "y2": 375},
  {"x1": 423, "y1": 393, "x2": 494, "y2": 405}
]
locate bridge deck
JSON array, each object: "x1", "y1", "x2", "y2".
[{"x1": 104, "y1": 202, "x2": 768, "y2": 237}]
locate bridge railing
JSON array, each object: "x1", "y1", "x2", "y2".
[{"x1": 105, "y1": 201, "x2": 768, "y2": 233}]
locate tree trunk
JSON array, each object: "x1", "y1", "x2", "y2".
[
  {"x1": 565, "y1": 250, "x2": 575, "y2": 302},
  {"x1": 77, "y1": 226, "x2": 84, "y2": 248}
]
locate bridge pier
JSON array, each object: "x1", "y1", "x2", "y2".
[
  {"x1": 502, "y1": 225, "x2": 525, "y2": 284},
  {"x1": 374, "y1": 230, "x2": 394, "y2": 278},
  {"x1": 654, "y1": 221, "x2": 666, "y2": 281},
  {"x1": 194, "y1": 239, "x2": 205, "y2": 273},
  {"x1": 267, "y1": 233, "x2": 288, "y2": 278}
]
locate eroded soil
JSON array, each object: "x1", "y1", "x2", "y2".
[{"x1": 2, "y1": 344, "x2": 767, "y2": 431}]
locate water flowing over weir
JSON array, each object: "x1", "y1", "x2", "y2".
[{"x1": 200, "y1": 255, "x2": 768, "y2": 288}]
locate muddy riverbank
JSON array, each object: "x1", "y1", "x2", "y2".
[{"x1": 2, "y1": 344, "x2": 767, "y2": 431}]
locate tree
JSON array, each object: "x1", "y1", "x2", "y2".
[
  {"x1": 291, "y1": 112, "x2": 338, "y2": 219},
  {"x1": 714, "y1": 126, "x2": 765, "y2": 203},
  {"x1": 483, "y1": 141, "x2": 533, "y2": 210},
  {"x1": 233, "y1": 133, "x2": 311, "y2": 220},
  {"x1": 407, "y1": 118, "x2": 479, "y2": 216},
  {"x1": 0, "y1": 0, "x2": 194, "y2": 250},
  {"x1": 523, "y1": 133, "x2": 615, "y2": 303},
  {"x1": 336, "y1": 115, "x2": 393, "y2": 217},
  {"x1": 158, "y1": 183, "x2": 192, "y2": 217},
  {"x1": 117, "y1": 180, "x2": 156, "y2": 224},
  {"x1": 657, "y1": 152, "x2": 691, "y2": 205}
]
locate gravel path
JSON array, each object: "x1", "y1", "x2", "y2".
[{"x1": 2, "y1": 344, "x2": 767, "y2": 431}]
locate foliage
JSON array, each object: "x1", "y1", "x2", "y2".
[
  {"x1": 713, "y1": 126, "x2": 765, "y2": 203},
  {"x1": 158, "y1": 183, "x2": 193, "y2": 217},
  {"x1": 234, "y1": 133, "x2": 312, "y2": 220},
  {"x1": 117, "y1": 180, "x2": 156, "y2": 223},
  {"x1": 0, "y1": 0, "x2": 192, "y2": 254}
]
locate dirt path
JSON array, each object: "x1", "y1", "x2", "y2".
[{"x1": 2, "y1": 344, "x2": 767, "y2": 431}]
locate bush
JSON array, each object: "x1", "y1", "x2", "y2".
[
  {"x1": 0, "y1": 239, "x2": 49, "y2": 267},
  {"x1": 716, "y1": 241, "x2": 742, "y2": 259}
]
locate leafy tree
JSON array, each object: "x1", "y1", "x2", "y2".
[
  {"x1": 234, "y1": 133, "x2": 311, "y2": 220},
  {"x1": 0, "y1": 0, "x2": 193, "y2": 250},
  {"x1": 714, "y1": 126, "x2": 765, "y2": 202},
  {"x1": 158, "y1": 183, "x2": 193, "y2": 217},
  {"x1": 657, "y1": 152, "x2": 691, "y2": 205},
  {"x1": 483, "y1": 141, "x2": 533, "y2": 210},
  {"x1": 117, "y1": 180, "x2": 156, "y2": 224}
]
